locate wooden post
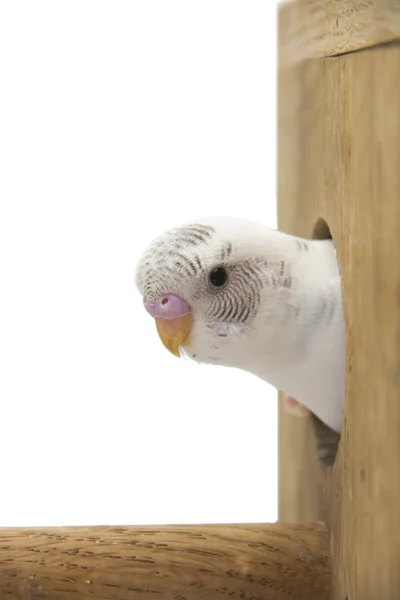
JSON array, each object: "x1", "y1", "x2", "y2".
[
  {"x1": 0, "y1": 524, "x2": 330, "y2": 599},
  {"x1": 278, "y1": 0, "x2": 400, "y2": 597}
]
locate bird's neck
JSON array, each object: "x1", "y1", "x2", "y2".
[{"x1": 242, "y1": 236, "x2": 342, "y2": 378}]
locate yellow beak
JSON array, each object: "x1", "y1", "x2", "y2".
[{"x1": 155, "y1": 313, "x2": 193, "y2": 357}]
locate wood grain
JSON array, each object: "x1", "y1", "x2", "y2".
[
  {"x1": 279, "y1": 0, "x2": 400, "y2": 67},
  {"x1": 278, "y1": 40, "x2": 400, "y2": 598},
  {"x1": 0, "y1": 524, "x2": 330, "y2": 599},
  {"x1": 278, "y1": 2, "x2": 400, "y2": 593},
  {"x1": 324, "y1": 43, "x2": 400, "y2": 600}
]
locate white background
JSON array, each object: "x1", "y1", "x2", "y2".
[{"x1": 0, "y1": 1, "x2": 278, "y2": 526}]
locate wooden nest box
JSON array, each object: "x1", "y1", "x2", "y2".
[
  {"x1": 278, "y1": 0, "x2": 400, "y2": 597},
  {"x1": 1, "y1": 1, "x2": 400, "y2": 598}
]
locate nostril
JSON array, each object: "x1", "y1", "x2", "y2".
[{"x1": 145, "y1": 294, "x2": 191, "y2": 319}]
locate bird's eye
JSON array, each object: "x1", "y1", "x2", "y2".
[{"x1": 208, "y1": 266, "x2": 228, "y2": 288}]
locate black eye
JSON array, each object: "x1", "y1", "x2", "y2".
[{"x1": 209, "y1": 266, "x2": 228, "y2": 288}]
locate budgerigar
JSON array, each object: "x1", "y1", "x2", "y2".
[{"x1": 136, "y1": 217, "x2": 344, "y2": 464}]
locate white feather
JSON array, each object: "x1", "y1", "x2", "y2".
[{"x1": 136, "y1": 217, "x2": 345, "y2": 432}]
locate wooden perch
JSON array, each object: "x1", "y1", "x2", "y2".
[{"x1": 0, "y1": 523, "x2": 330, "y2": 599}]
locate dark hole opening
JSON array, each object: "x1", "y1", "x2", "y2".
[{"x1": 312, "y1": 218, "x2": 332, "y2": 241}]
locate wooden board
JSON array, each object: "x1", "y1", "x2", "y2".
[
  {"x1": 279, "y1": 0, "x2": 400, "y2": 67},
  {"x1": 326, "y1": 42, "x2": 400, "y2": 600},
  {"x1": 278, "y1": 2, "x2": 400, "y2": 594}
]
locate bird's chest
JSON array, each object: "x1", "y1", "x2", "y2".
[{"x1": 259, "y1": 330, "x2": 345, "y2": 431}]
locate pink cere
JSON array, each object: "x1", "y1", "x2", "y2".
[{"x1": 143, "y1": 294, "x2": 191, "y2": 320}]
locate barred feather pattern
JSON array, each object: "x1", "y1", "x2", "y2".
[{"x1": 136, "y1": 223, "x2": 293, "y2": 329}]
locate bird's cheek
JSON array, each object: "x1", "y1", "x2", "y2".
[{"x1": 155, "y1": 313, "x2": 193, "y2": 357}]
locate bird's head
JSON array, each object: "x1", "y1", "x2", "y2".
[{"x1": 135, "y1": 217, "x2": 293, "y2": 367}]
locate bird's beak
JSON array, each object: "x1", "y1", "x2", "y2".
[
  {"x1": 155, "y1": 314, "x2": 192, "y2": 357},
  {"x1": 143, "y1": 294, "x2": 192, "y2": 358}
]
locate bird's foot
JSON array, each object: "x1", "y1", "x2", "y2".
[{"x1": 282, "y1": 395, "x2": 310, "y2": 417}]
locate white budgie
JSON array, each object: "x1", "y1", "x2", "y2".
[{"x1": 136, "y1": 217, "x2": 344, "y2": 463}]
